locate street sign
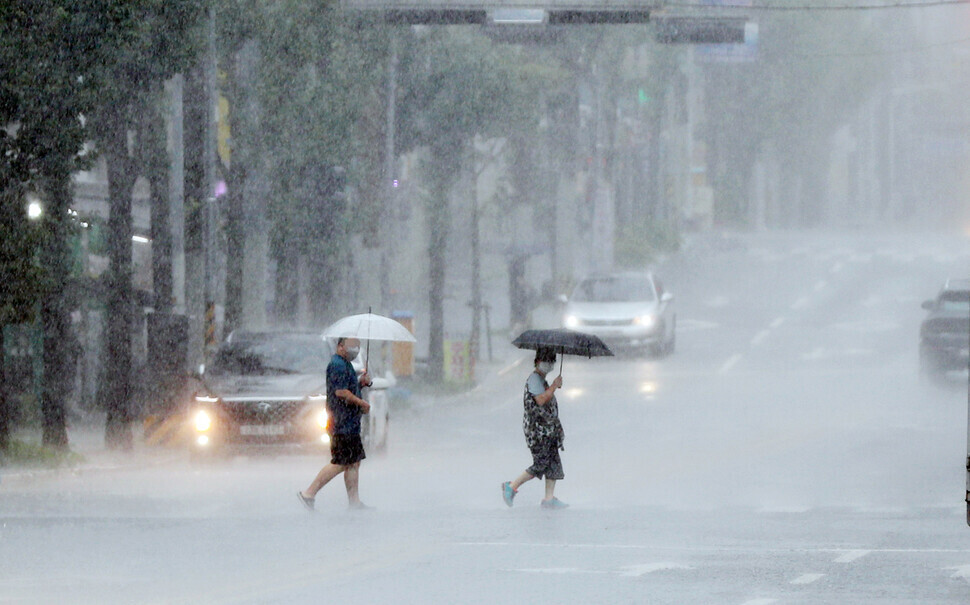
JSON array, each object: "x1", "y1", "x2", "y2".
[{"x1": 654, "y1": 16, "x2": 749, "y2": 44}]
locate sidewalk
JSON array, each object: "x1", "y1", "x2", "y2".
[{"x1": 0, "y1": 422, "x2": 179, "y2": 485}]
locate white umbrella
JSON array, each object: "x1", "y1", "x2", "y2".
[
  {"x1": 322, "y1": 312, "x2": 417, "y2": 343},
  {"x1": 322, "y1": 311, "x2": 417, "y2": 373}
]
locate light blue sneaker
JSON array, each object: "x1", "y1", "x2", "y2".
[
  {"x1": 540, "y1": 497, "x2": 569, "y2": 510},
  {"x1": 502, "y1": 481, "x2": 516, "y2": 507}
]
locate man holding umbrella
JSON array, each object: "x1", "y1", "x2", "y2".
[
  {"x1": 502, "y1": 346, "x2": 568, "y2": 510},
  {"x1": 298, "y1": 337, "x2": 372, "y2": 511}
]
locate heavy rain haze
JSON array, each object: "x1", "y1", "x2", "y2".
[{"x1": 3, "y1": 1, "x2": 970, "y2": 603}]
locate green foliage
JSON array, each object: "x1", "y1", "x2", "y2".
[
  {"x1": 0, "y1": 437, "x2": 84, "y2": 468},
  {"x1": 0, "y1": 195, "x2": 47, "y2": 327},
  {"x1": 397, "y1": 29, "x2": 561, "y2": 162},
  {"x1": 615, "y1": 217, "x2": 681, "y2": 269}
]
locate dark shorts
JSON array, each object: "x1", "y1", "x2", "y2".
[
  {"x1": 330, "y1": 433, "x2": 366, "y2": 466},
  {"x1": 527, "y1": 440, "x2": 564, "y2": 481}
]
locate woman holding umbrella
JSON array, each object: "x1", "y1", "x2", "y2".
[{"x1": 502, "y1": 346, "x2": 568, "y2": 510}]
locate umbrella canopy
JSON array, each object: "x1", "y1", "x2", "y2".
[
  {"x1": 512, "y1": 328, "x2": 613, "y2": 358},
  {"x1": 322, "y1": 312, "x2": 417, "y2": 343}
]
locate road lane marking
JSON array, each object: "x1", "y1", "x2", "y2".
[
  {"x1": 620, "y1": 563, "x2": 692, "y2": 577},
  {"x1": 750, "y1": 330, "x2": 770, "y2": 346},
  {"x1": 678, "y1": 319, "x2": 720, "y2": 331},
  {"x1": 464, "y1": 542, "x2": 970, "y2": 557},
  {"x1": 719, "y1": 354, "x2": 742, "y2": 374},
  {"x1": 512, "y1": 568, "x2": 607, "y2": 575},
  {"x1": 790, "y1": 573, "x2": 824, "y2": 585},
  {"x1": 791, "y1": 297, "x2": 809, "y2": 310},
  {"x1": 497, "y1": 357, "x2": 525, "y2": 376},
  {"x1": 833, "y1": 550, "x2": 870, "y2": 563},
  {"x1": 832, "y1": 320, "x2": 896, "y2": 333},
  {"x1": 946, "y1": 564, "x2": 970, "y2": 582},
  {"x1": 802, "y1": 347, "x2": 825, "y2": 361},
  {"x1": 509, "y1": 563, "x2": 692, "y2": 577}
]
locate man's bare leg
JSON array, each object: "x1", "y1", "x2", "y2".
[
  {"x1": 303, "y1": 463, "x2": 345, "y2": 499},
  {"x1": 344, "y1": 461, "x2": 361, "y2": 505}
]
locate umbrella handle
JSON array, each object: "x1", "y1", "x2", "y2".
[{"x1": 365, "y1": 306, "x2": 372, "y2": 374}]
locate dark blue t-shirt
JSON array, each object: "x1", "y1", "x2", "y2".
[{"x1": 326, "y1": 354, "x2": 362, "y2": 435}]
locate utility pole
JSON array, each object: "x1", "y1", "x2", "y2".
[
  {"x1": 204, "y1": 5, "x2": 219, "y2": 349},
  {"x1": 183, "y1": 3, "x2": 219, "y2": 368},
  {"x1": 380, "y1": 35, "x2": 398, "y2": 314}
]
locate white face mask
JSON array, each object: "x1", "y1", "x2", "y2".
[
  {"x1": 344, "y1": 346, "x2": 360, "y2": 360},
  {"x1": 537, "y1": 361, "x2": 555, "y2": 375}
]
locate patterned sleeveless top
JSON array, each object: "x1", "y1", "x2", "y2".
[{"x1": 522, "y1": 371, "x2": 564, "y2": 450}]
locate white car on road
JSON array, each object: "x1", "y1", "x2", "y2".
[{"x1": 561, "y1": 272, "x2": 675, "y2": 355}]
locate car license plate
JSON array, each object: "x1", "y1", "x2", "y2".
[{"x1": 240, "y1": 425, "x2": 285, "y2": 436}]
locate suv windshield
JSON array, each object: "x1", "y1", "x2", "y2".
[
  {"x1": 572, "y1": 276, "x2": 655, "y2": 303},
  {"x1": 939, "y1": 290, "x2": 970, "y2": 312},
  {"x1": 209, "y1": 334, "x2": 329, "y2": 376}
]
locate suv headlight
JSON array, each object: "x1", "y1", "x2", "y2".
[
  {"x1": 564, "y1": 314, "x2": 580, "y2": 329},
  {"x1": 194, "y1": 410, "x2": 212, "y2": 432},
  {"x1": 633, "y1": 314, "x2": 656, "y2": 328},
  {"x1": 316, "y1": 410, "x2": 329, "y2": 430}
]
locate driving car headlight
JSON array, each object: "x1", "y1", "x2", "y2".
[
  {"x1": 633, "y1": 314, "x2": 656, "y2": 328},
  {"x1": 194, "y1": 410, "x2": 212, "y2": 432},
  {"x1": 194, "y1": 394, "x2": 219, "y2": 404},
  {"x1": 316, "y1": 410, "x2": 329, "y2": 430},
  {"x1": 564, "y1": 314, "x2": 580, "y2": 329}
]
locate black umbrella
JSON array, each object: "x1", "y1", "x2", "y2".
[{"x1": 512, "y1": 328, "x2": 613, "y2": 375}]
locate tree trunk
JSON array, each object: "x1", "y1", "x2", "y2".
[
  {"x1": 425, "y1": 151, "x2": 454, "y2": 383},
  {"x1": 183, "y1": 61, "x2": 209, "y2": 368},
  {"x1": 273, "y1": 237, "x2": 298, "y2": 325},
  {"x1": 39, "y1": 158, "x2": 72, "y2": 449},
  {"x1": 145, "y1": 92, "x2": 173, "y2": 313},
  {"x1": 0, "y1": 326, "x2": 8, "y2": 450},
  {"x1": 103, "y1": 111, "x2": 136, "y2": 451},
  {"x1": 427, "y1": 190, "x2": 446, "y2": 383},
  {"x1": 223, "y1": 158, "x2": 245, "y2": 334},
  {"x1": 469, "y1": 153, "x2": 481, "y2": 362}
]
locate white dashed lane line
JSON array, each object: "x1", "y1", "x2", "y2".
[
  {"x1": 833, "y1": 550, "x2": 870, "y2": 563},
  {"x1": 790, "y1": 573, "x2": 825, "y2": 585},
  {"x1": 750, "y1": 329, "x2": 771, "y2": 346},
  {"x1": 719, "y1": 354, "x2": 742, "y2": 375}
]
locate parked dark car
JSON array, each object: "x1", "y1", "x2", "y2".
[
  {"x1": 188, "y1": 330, "x2": 391, "y2": 456},
  {"x1": 919, "y1": 279, "x2": 970, "y2": 378}
]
